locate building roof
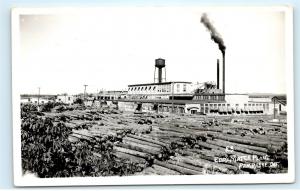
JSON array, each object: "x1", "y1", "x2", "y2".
[
  {"x1": 248, "y1": 93, "x2": 285, "y2": 98},
  {"x1": 98, "y1": 91, "x2": 128, "y2": 94},
  {"x1": 128, "y1": 81, "x2": 192, "y2": 87},
  {"x1": 20, "y1": 94, "x2": 56, "y2": 99},
  {"x1": 118, "y1": 99, "x2": 225, "y2": 104}
]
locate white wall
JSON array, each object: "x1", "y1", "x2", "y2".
[
  {"x1": 56, "y1": 95, "x2": 74, "y2": 104},
  {"x1": 128, "y1": 82, "x2": 192, "y2": 95},
  {"x1": 21, "y1": 97, "x2": 52, "y2": 104},
  {"x1": 225, "y1": 94, "x2": 249, "y2": 107}
]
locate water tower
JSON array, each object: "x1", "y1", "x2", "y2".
[{"x1": 154, "y1": 58, "x2": 166, "y2": 83}]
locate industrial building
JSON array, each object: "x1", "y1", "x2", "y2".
[
  {"x1": 56, "y1": 94, "x2": 74, "y2": 105},
  {"x1": 93, "y1": 15, "x2": 286, "y2": 116},
  {"x1": 127, "y1": 81, "x2": 193, "y2": 100},
  {"x1": 115, "y1": 58, "x2": 286, "y2": 116},
  {"x1": 20, "y1": 95, "x2": 55, "y2": 105},
  {"x1": 97, "y1": 90, "x2": 128, "y2": 100},
  {"x1": 21, "y1": 94, "x2": 75, "y2": 105}
]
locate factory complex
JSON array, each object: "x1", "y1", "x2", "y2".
[
  {"x1": 20, "y1": 14, "x2": 287, "y2": 117},
  {"x1": 115, "y1": 58, "x2": 286, "y2": 116},
  {"x1": 21, "y1": 57, "x2": 286, "y2": 117}
]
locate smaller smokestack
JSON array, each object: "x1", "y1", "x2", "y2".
[{"x1": 217, "y1": 59, "x2": 220, "y2": 89}]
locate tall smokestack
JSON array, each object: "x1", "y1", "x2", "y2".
[
  {"x1": 222, "y1": 52, "x2": 225, "y2": 94},
  {"x1": 201, "y1": 13, "x2": 226, "y2": 93},
  {"x1": 217, "y1": 59, "x2": 220, "y2": 89}
]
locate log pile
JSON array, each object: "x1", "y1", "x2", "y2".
[{"x1": 40, "y1": 106, "x2": 288, "y2": 175}]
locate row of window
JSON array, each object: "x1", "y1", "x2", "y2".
[
  {"x1": 199, "y1": 103, "x2": 269, "y2": 108},
  {"x1": 194, "y1": 95, "x2": 225, "y2": 101},
  {"x1": 128, "y1": 85, "x2": 171, "y2": 93},
  {"x1": 128, "y1": 84, "x2": 188, "y2": 93},
  {"x1": 244, "y1": 103, "x2": 263, "y2": 106},
  {"x1": 128, "y1": 86, "x2": 157, "y2": 91}
]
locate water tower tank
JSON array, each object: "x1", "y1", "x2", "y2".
[
  {"x1": 154, "y1": 58, "x2": 166, "y2": 83},
  {"x1": 155, "y1": 58, "x2": 165, "y2": 69}
]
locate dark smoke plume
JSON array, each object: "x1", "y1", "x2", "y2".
[{"x1": 201, "y1": 13, "x2": 226, "y2": 54}]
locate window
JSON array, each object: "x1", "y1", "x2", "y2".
[
  {"x1": 141, "y1": 87, "x2": 143, "y2": 90},
  {"x1": 236, "y1": 104, "x2": 239, "y2": 107},
  {"x1": 68, "y1": 97, "x2": 71, "y2": 101},
  {"x1": 183, "y1": 84, "x2": 187, "y2": 92},
  {"x1": 227, "y1": 104, "x2": 230, "y2": 106},
  {"x1": 177, "y1": 84, "x2": 180, "y2": 92}
]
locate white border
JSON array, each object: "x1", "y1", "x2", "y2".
[{"x1": 12, "y1": 6, "x2": 295, "y2": 186}]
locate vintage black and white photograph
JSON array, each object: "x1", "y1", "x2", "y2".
[{"x1": 12, "y1": 6, "x2": 294, "y2": 186}]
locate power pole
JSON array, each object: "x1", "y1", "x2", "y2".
[
  {"x1": 171, "y1": 82, "x2": 174, "y2": 113},
  {"x1": 84, "y1": 84, "x2": 88, "y2": 101},
  {"x1": 37, "y1": 87, "x2": 40, "y2": 106},
  {"x1": 273, "y1": 98, "x2": 276, "y2": 120},
  {"x1": 37, "y1": 87, "x2": 40, "y2": 112}
]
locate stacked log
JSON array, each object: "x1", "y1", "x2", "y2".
[
  {"x1": 154, "y1": 160, "x2": 202, "y2": 175},
  {"x1": 151, "y1": 165, "x2": 181, "y2": 175},
  {"x1": 45, "y1": 105, "x2": 287, "y2": 175},
  {"x1": 170, "y1": 155, "x2": 234, "y2": 174}
]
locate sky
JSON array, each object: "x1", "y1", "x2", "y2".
[{"x1": 16, "y1": 7, "x2": 287, "y2": 95}]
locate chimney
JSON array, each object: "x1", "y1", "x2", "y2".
[
  {"x1": 222, "y1": 52, "x2": 225, "y2": 94},
  {"x1": 217, "y1": 59, "x2": 220, "y2": 89},
  {"x1": 200, "y1": 13, "x2": 226, "y2": 93}
]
